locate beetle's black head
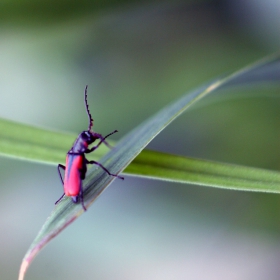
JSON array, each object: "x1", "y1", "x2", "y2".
[
  {"x1": 80, "y1": 85, "x2": 117, "y2": 149},
  {"x1": 81, "y1": 129, "x2": 115, "y2": 149},
  {"x1": 80, "y1": 130, "x2": 99, "y2": 145}
]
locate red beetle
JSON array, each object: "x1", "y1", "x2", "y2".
[{"x1": 55, "y1": 86, "x2": 124, "y2": 211}]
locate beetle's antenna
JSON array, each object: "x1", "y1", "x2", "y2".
[{"x1": 84, "y1": 85, "x2": 93, "y2": 131}]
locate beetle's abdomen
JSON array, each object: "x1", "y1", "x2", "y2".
[{"x1": 64, "y1": 154, "x2": 83, "y2": 197}]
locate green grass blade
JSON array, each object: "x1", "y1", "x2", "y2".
[
  {"x1": 0, "y1": 118, "x2": 109, "y2": 164},
  {"x1": 2, "y1": 117, "x2": 280, "y2": 193},
  {"x1": 127, "y1": 150, "x2": 280, "y2": 193},
  {"x1": 18, "y1": 53, "x2": 280, "y2": 280}
]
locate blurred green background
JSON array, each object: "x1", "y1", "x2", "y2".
[{"x1": 1, "y1": 0, "x2": 280, "y2": 279}]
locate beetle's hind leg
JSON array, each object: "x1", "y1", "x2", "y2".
[
  {"x1": 57, "y1": 164, "x2": 65, "y2": 185},
  {"x1": 71, "y1": 193, "x2": 87, "y2": 211},
  {"x1": 86, "y1": 159, "x2": 124, "y2": 180},
  {"x1": 55, "y1": 193, "x2": 65, "y2": 205},
  {"x1": 55, "y1": 164, "x2": 66, "y2": 205}
]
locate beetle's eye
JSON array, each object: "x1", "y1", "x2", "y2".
[{"x1": 81, "y1": 131, "x2": 91, "y2": 140}]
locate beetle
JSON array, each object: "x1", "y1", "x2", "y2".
[{"x1": 55, "y1": 85, "x2": 124, "y2": 211}]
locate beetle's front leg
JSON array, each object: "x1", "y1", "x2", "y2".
[
  {"x1": 84, "y1": 141, "x2": 102, "y2": 154},
  {"x1": 85, "y1": 130, "x2": 118, "y2": 154}
]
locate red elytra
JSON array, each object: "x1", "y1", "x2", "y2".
[
  {"x1": 55, "y1": 86, "x2": 124, "y2": 211},
  {"x1": 63, "y1": 154, "x2": 83, "y2": 197}
]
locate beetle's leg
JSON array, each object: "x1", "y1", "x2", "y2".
[
  {"x1": 55, "y1": 193, "x2": 65, "y2": 205},
  {"x1": 86, "y1": 159, "x2": 124, "y2": 180},
  {"x1": 79, "y1": 188, "x2": 87, "y2": 212},
  {"x1": 57, "y1": 164, "x2": 65, "y2": 185},
  {"x1": 69, "y1": 177, "x2": 87, "y2": 211},
  {"x1": 71, "y1": 193, "x2": 87, "y2": 211},
  {"x1": 55, "y1": 164, "x2": 66, "y2": 205},
  {"x1": 85, "y1": 130, "x2": 118, "y2": 153}
]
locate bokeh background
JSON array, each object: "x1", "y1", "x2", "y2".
[{"x1": 1, "y1": 1, "x2": 280, "y2": 279}]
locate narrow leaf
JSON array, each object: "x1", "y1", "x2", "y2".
[
  {"x1": 0, "y1": 118, "x2": 109, "y2": 164},
  {"x1": 127, "y1": 150, "x2": 280, "y2": 193},
  {"x1": 19, "y1": 53, "x2": 280, "y2": 280}
]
